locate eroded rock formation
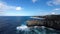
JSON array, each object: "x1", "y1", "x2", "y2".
[{"x1": 26, "y1": 15, "x2": 60, "y2": 30}]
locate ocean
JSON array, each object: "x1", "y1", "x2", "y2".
[{"x1": 0, "y1": 16, "x2": 60, "y2": 34}]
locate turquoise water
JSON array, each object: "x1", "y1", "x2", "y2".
[{"x1": 16, "y1": 25, "x2": 60, "y2": 34}]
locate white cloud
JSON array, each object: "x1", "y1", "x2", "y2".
[
  {"x1": 0, "y1": 2, "x2": 14, "y2": 11},
  {"x1": 50, "y1": 8, "x2": 60, "y2": 14},
  {"x1": 0, "y1": 2, "x2": 22, "y2": 11},
  {"x1": 16, "y1": 7, "x2": 22, "y2": 11},
  {"x1": 53, "y1": 0, "x2": 60, "y2": 5},
  {"x1": 47, "y1": 1, "x2": 53, "y2": 6},
  {"x1": 47, "y1": 0, "x2": 60, "y2": 6},
  {"x1": 0, "y1": 2, "x2": 22, "y2": 16},
  {"x1": 32, "y1": 0, "x2": 38, "y2": 3},
  {"x1": 53, "y1": 8, "x2": 60, "y2": 11},
  {"x1": 51, "y1": 12, "x2": 56, "y2": 14}
]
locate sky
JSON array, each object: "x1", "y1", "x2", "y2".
[{"x1": 0, "y1": 0, "x2": 60, "y2": 16}]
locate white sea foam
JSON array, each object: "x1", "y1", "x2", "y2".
[{"x1": 16, "y1": 25, "x2": 29, "y2": 31}]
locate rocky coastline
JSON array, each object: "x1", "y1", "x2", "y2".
[{"x1": 26, "y1": 15, "x2": 60, "y2": 30}]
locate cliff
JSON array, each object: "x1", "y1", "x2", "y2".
[{"x1": 26, "y1": 15, "x2": 60, "y2": 30}]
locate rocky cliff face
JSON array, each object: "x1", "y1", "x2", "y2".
[
  {"x1": 26, "y1": 19, "x2": 44, "y2": 26},
  {"x1": 26, "y1": 15, "x2": 60, "y2": 30},
  {"x1": 44, "y1": 15, "x2": 60, "y2": 30}
]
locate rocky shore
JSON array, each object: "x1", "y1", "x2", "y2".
[{"x1": 26, "y1": 15, "x2": 60, "y2": 30}]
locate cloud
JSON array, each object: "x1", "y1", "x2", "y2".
[
  {"x1": 47, "y1": 0, "x2": 60, "y2": 6},
  {"x1": 54, "y1": 8, "x2": 60, "y2": 10},
  {"x1": 47, "y1": 1, "x2": 53, "y2": 6},
  {"x1": 0, "y1": 2, "x2": 22, "y2": 11},
  {"x1": 16, "y1": 7, "x2": 22, "y2": 11},
  {"x1": 0, "y1": 2, "x2": 14, "y2": 11},
  {"x1": 32, "y1": 0, "x2": 38, "y2": 3},
  {"x1": 52, "y1": 8, "x2": 60, "y2": 11},
  {"x1": 53, "y1": 0, "x2": 60, "y2": 5},
  {"x1": 0, "y1": 2, "x2": 22, "y2": 16},
  {"x1": 50, "y1": 8, "x2": 60, "y2": 14}
]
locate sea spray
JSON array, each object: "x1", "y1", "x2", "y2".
[{"x1": 16, "y1": 24, "x2": 30, "y2": 34}]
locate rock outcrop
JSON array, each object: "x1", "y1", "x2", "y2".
[{"x1": 26, "y1": 15, "x2": 60, "y2": 30}]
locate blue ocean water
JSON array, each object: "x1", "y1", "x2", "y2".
[
  {"x1": 0, "y1": 16, "x2": 60, "y2": 34},
  {"x1": 0, "y1": 16, "x2": 30, "y2": 34}
]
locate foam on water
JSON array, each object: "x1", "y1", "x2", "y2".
[{"x1": 16, "y1": 25, "x2": 29, "y2": 31}]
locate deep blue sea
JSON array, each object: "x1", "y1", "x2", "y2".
[{"x1": 0, "y1": 16, "x2": 60, "y2": 34}]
